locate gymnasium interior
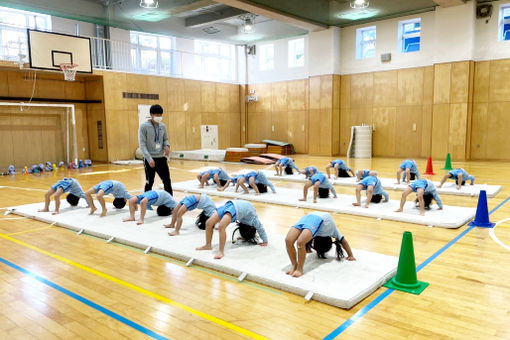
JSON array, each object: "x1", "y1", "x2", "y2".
[{"x1": 1, "y1": 0, "x2": 510, "y2": 339}]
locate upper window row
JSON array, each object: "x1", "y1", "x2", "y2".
[{"x1": 259, "y1": 38, "x2": 304, "y2": 71}]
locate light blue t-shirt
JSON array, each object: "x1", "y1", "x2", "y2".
[
  {"x1": 197, "y1": 194, "x2": 217, "y2": 217},
  {"x1": 449, "y1": 168, "x2": 474, "y2": 183},
  {"x1": 304, "y1": 166, "x2": 318, "y2": 177},
  {"x1": 137, "y1": 190, "x2": 177, "y2": 209},
  {"x1": 51, "y1": 178, "x2": 88, "y2": 204},
  {"x1": 231, "y1": 200, "x2": 268, "y2": 243},
  {"x1": 359, "y1": 176, "x2": 389, "y2": 201},
  {"x1": 310, "y1": 211, "x2": 343, "y2": 240},
  {"x1": 93, "y1": 180, "x2": 131, "y2": 199},
  {"x1": 359, "y1": 169, "x2": 371, "y2": 180},
  {"x1": 277, "y1": 157, "x2": 300, "y2": 172},
  {"x1": 311, "y1": 173, "x2": 337, "y2": 197},
  {"x1": 245, "y1": 171, "x2": 276, "y2": 193},
  {"x1": 409, "y1": 179, "x2": 443, "y2": 209},
  {"x1": 331, "y1": 160, "x2": 350, "y2": 171}
]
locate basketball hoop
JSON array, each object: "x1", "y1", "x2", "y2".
[{"x1": 60, "y1": 63, "x2": 78, "y2": 81}]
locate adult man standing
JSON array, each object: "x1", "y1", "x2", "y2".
[{"x1": 139, "y1": 104, "x2": 173, "y2": 195}]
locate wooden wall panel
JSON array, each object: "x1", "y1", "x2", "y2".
[
  {"x1": 167, "y1": 78, "x2": 185, "y2": 112},
  {"x1": 309, "y1": 77, "x2": 321, "y2": 110},
  {"x1": 339, "y1": 107, "x2": 350, "y2": 155},
  {"x1": 433, "y1": 63, "x2": 451, "y2": 104},
  {"x1": 489, "y1": 59, "x2": 510, "y2": 102},
  {"x1": 340, "y1": 75, "x2": 350, "y2": 109},
  {"x1": 373, "y1": 71, "x2": 397, "y2": 107},
  {"x1": 271, "y1": 111, "x2": 288, "y2": 141},
  {"x1": 272, "y1": 82, "x2": 288, "y2": 112},
  {"x1": 470, "y1": 103, "x2": 488, "y2": 159},
  {"x1": 421, "y1": 105, "x2": 432, "y2": 158},
  {"x1": 287, "y1": 80, "x2": 306, "y2": 111},
  {"x1": 448, "y1": 103, "x2": 468, "y2": 159},
  {"x1": 486, "y1": 102, "x2": 510, "y2": 160},
  {"x1": 185, "y1": 111, "x2": 201, "y2": 150},
  {"x1": 451, "y1": 62, "x2": 469, "y2": 104},
  {"x1": 228, "y1": 111, "x2": 241, "y2": 148},
  {"x1": 372, "y1": 107, "x2": 396, "y2": 157},
  {"x1": 320, "y1": 76, "x2": 333, "y2": 110},
  {"x1": 287, "y1": 111, "x2": 307, "y2": 153},
  {"x1": 256, "y1": 84, "x2": 272, "y2": 113},
  {"x1": 398, "y1": 68, "x2": 423, "y2": 105},
  {"x1": 101, "y1": 71, "x2": 127, "y2": 110},
  {"x1": 215, "y1": 84, "x2": 230, "y2": 113},
  {"x1": 0, "y1": 113, "x2": 14, "y2": 167},
  {"x1": 201, "y1": 82, "x2": 216, "y2": 113},
  {"x1": 184, "y1": 80, "x2": 202, "y2": 113},
  {"x1": 168, "y1": 112, "x2": 186, "y2": 151},
  {"x1": 349, "y1": 106, "x2": 372, "y2": 127},
  {"x1": 431, "y1": 104, "x2": 450, "y2": 159},
  {"x1": 0, "y1": 71, "x2": 8, "y2": 96},
  {"x1": 350, "y1": 73, "x2": 373, "y2": 108},
  {"x1": 395, "y1": 106, "x2": 423, "y2": 158},
  {"x1": 423, "y1": 66, "x2": 434, "y2": 105}
]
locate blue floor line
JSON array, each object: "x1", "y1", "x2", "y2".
[
  {"x1": 0, "y1": 256, "x2": 169, "y2": 340},
  {"x1": 323, "y1": 196, "x2": 510, "y2": 339}
]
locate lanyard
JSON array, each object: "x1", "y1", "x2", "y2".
[{"x1": 152, "y1": 121, "x2": 160, "y2": 143}]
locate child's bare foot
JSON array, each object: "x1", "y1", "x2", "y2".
[
  {"x1": 313, "y1": 200, "x2": 317, "y2": 203},
  {"x1": 299, "y1": 198, "x2": 306, "y2": 201},
  {"x1": 196, "y1": 245, "x2": 212, "y2": 251},
  {"x1": 214, "y1": 251, "x2": 224, "y2": 259},
  {"x1": 89, "y1": 207, "x2": 97, "y2": 215},
  {"x1": 395, "y1": 208, "x2": 403, "y2": 213},
  {"x1": 243, "y1": 190, "x2": 249, "y2": 194},
  {"x1": 286, "y1": 265, "x2": 297, "y2": 275},
  {"x1": 100, "y1": 209, "x2": 107, "y2": 217},
  {"x1": 364, "y1": 205, "x2": 369, "y2": 208},
  {"x1": 136, "y1": 220, "x2": 144, "y2": 225},
  {"x1": 352, "y1": 202, "x2": 360, "y2": 206},
  {"x1": 199, "y1": 185, "x2": 204, "y2": 188},
  {"x1": 168, "y1": 231, "x2": 179, "y2": 236},
  {"x1": 163, "y1": 224, "x2": 174, "y2": 228},
  {"x1": 123, "y1": 217, "x2": 135, "y2": 222},
  {"x1": 291, "y1": 270, "x2": 303, "y2": 278},
  {"x1": 51, "y1": 211, "x2": 60, "y2": 215},
  {"x1": 38, "y1": 208, "x2": 49, "y2": 212}
]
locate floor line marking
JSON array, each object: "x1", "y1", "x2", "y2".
[
  {"x1": 0, "y1": 232, "x2": 267, "y2": 340},
  {"x1": 489, "y1": 217, "x2": 510, "y2": 252},
  {"x1": 0, "y1": 256, "x2": 169, "y2": 340},
  {"x1": 323, "y1": 196, "x2": 510, "y2": 340},
  {"x1": 7, "y1": 225, "x2": 54, "y2": 236}
]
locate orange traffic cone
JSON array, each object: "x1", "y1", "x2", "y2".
[{"x1": 424, "y1": 157, "x2": 435, "y2": 175}]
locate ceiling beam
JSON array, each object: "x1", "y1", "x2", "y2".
[
  {"x1": 185, "y1": 7, "x2": 247, "y2": 28},
  {"x1": 212, "y1": 0, "x2": 327, "y2": 32},
  {"x1": 432, "y1": 0, "x2": 466, "y2": 8},
  {"x1": 170, "y1": 0, "x2": 217, "y2": 15}
]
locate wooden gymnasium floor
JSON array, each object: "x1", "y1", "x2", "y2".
[{"x1": 1, "y1": 155, "x2": 510, "y2": 339}]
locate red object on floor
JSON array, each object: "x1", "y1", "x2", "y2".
[
  {"x1": 259, "y1": 153, "x2": 286, "y2": 161},
  {"x1": 424, "y1": 157, "x2": 435, "y2": 175},
  {"x1": 241, "y1": 156, "x2": 276, "y2": 164}
]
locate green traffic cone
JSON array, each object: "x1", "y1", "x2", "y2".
[
  {"x1": 441, "y1": 153, "x2": 453, "y2": 170},
  {"x1": 384, "y1": 231, "x2": 429, "y2": 295}
]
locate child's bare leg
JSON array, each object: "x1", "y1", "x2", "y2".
[
  {"x1": 85, "y1": 188, "x2": 96, "y2": 214},
  {"x1": 123, "y1": 197, "x2": 138, "y2": 222},
  {"x1": 137, "y1": 200, "x2": 148, "y2": 225},
  {"x1": 326, "y1": 164, "x2": 332, "y2": 178},
  {"x1": 352, "y1": 185, "x2": 362, "y2": 206},
  {"x1": 168, "y1": 204, "x2": 187, "y2": 236},
  {"x1": 214, "y1": 214, "x2": 232, "y2": 259},
  {"x1": 313, "y1": 182, "x2": 320, "y2": 203},
  {"x1": 249, "y1": 178, "x2": 259, "y2": 195},
  {"x1": 165, "y1": 203, "x2": 181, "y2": 228},
  {"x1": 299, "y1": 181, "x2": 311, "y2": 201},
  {"x1": 197, "y1": 213, "x2": 219, "y2": 250},
  {"x1": 285, "y1": 227, "x2": 301, "y2": 275},
  {"x1": 292, "y1": 229, "x2": 313, "y2": 277},
  {"x1": 52, "y1": 188, "x2": 64, "y2": 214},
  {"x1": 96, "y1": 191, "x2": 107, "y2": 216},
  {"x1": 39, "y1": 188, "x2": 55, "y2": 212}
]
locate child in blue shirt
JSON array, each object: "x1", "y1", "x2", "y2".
[
  {"x1": 395, "y1": 179, "x2": 443, "y2": 216},
  {"x1": 285, "y1": 211, "x2": 355, "y2": 277},
  {"x1": 299, "y1": 172, "x2": 337, "y2": 203},
  {"x1": 326, "y1": 159, "x2": 355, "y2": 179},
  {"x1": 39, "y1": 178, "x2": 88, "y2": 214},
  {"x1": 85, "y1": 180, "x2": 132, "y2": 217},
  {"x1": 352, "y1": 174, "x2": 389, "y2": 208},
  {"x1": 164, "y1": 194, "x2": 217, "y2": 236},
  {"x1": 217, "y1": 174, "x2": 243, "y2": 192},
  {"x1": 123, "y1": 190, "x2": 177, "y2": 225},
  {"x1": 300, "y1": 166, "x2": 318, "y2": 179},
  {"x1": 274, "y1": 157, "x2": 300, "y2": 176},
  {"x1": 237, "y1": 171, "x2": 276, "y2": 195},
  {"x1": 438, "y1": 168, "x2": 475, "y2": 190},
  {"x1": 197, "y1": 168, "x2": 230, "y2": 188},
  {"x1": 356, "y1": 169, "x2": 375, "y2": 182},
  {"x1": 196, "y1": 200, "x2": 268, "y2": 259},
  {"x1": 396, "y1": 159, "x2": 420, "y2": 184}
]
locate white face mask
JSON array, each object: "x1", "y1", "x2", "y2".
[{"x1": 153, "y1": 116, "x2": 163, "y2": 123}]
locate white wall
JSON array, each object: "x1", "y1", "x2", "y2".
[
  {"x1": 475, "y1": 0, "x2": 510, "y2": 61},
  {"x1": 51, "y1": 17, "x2": 95, "y2": 37},
  {"x1": 308, "y1": 27, "x2": 341, "y2": 76},
  {"x1": 246, "y1": 35, "x2": 308, "y2": 84}
]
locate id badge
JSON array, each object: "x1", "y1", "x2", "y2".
[{"x1": 155, "y1": 143, "x2": 161, "y2": 149}]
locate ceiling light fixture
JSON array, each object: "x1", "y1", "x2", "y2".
[
  {"x1": 239, "y1": 14, "x2": 257, "y2": 34},
  {"x1": 350, "y1": 0, "x2": 369, "y2": 9},
  {"x1": 140, "y1": 0, "x2": 158, "y2": 9}
]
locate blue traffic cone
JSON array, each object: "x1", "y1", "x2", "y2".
[{"x1": 468, "y1": 190, "x2": 495, "y2": 228}]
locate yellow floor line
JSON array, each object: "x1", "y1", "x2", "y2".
[
  {"x1": 78, "y1": 167, "x2": 144, "y2": 176},
  {"x1": 7, "y1": 225, "x2": 53, "y2": 236},
  {"x1": 0, "y1": 232, "x2": 267, "y2": 340}
]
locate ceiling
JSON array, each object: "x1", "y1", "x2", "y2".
[{"x1": 0, "y1": 0, "x2": 443, "y2": 44}]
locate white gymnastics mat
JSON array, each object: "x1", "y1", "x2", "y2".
[
  {"x1": 112, "y1": 159, "x2": 144, "y2": 165},
  {"x1": 9, "y1": 202, "x2": 398, "y2": 309},
  {"x1": 172, "y1": 180, "x2": 476, "y2": 228},
  {"x1": 170, "y1": 149, "x2": 225, "y2": 162},
  {"x1": 259, "y1": 170, "x2": 501, "y2": 198}
]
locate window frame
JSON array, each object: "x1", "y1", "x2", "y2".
[
  {"x1": 288, "y1": 38, "x2": 305, "y2": 68},
  {"x1": 355, "y1": 26, "x2": 376, "y2": 60},
  {"x1": 193, "y1": 39, "x2": 236, "y2": 81},
  {"x1": 398, "y1": 18, "x2": 421, "y2": 53},
  {"x1": 130, "y1": 30, "x2": 175, "y2": 75},
  {"x1": 259, "y1": 43, "x2": 274, "y2": 71},
  {"x1": 499, "y1": 5, "x2": 510, "y2": 41}
]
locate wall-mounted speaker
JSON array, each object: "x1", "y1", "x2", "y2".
[
  {"x1": 246, "y1": 45, "x2": 256, "y2": 55},
  {"x1": 476, "y1": 4, "x2": 492, "y2": 19},
  {"x1": 381, "y1": 53, "x2": 391, "y2": 62}
]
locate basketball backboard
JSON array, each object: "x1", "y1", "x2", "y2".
[{"x1": 27, "y1": 29, "x2": 92, "y2": 73}]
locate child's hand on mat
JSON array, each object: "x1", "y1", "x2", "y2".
[{"x1": 259, "y1": 242, "x2": 268, "y2": 247}]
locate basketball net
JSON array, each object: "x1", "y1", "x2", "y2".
[{"x1": 60, "y1": 63, "x2": 78, "y2": 81}]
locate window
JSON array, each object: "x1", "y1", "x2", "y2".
[
  {"x1": 500, "y1": 6, "x2": 510, "y2": 41},
  {"x1": 130, "y1": 31, "x2": 175, "y2": 74},
  {"x1": 356, "y1": 26, "x2": 376, "y2": 59},
  {"x1": 194, "y1": 40, "x2": 235, "y2": 81},
  {"x1": 259, "y1": 44, "x2": 274, "y2": 71},
  {"x1": 288, "y1": 38, "x2": 304, "y2": 67},
  {"x1": 398, "y1": 19, "x2": 421, "y2": 53},
  {"x1": 0, "y1": 6, "x2": 51, "y2": 61}
]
